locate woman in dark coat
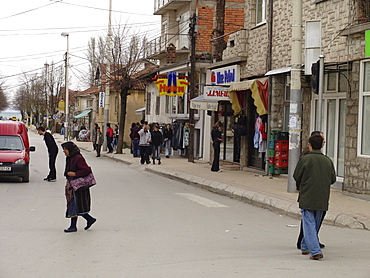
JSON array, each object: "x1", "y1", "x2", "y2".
[
  {"x1": 211, "y1": 121, "x2": 223, "y2": 172},
  {"x1": 62, "y1": 142, "x2": 96, "y2": 233}
]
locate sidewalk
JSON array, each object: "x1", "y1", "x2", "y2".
[{"x1": 54, "y1": 133, "x2": 370, "y2": 230}]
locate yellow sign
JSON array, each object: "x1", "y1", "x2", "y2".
[
  {"x1": 153, "y1": 72, "x2": 189, "y2": 97},
  {"x1": 58, "y1": 100, "x2": 65, "y2": 111}
]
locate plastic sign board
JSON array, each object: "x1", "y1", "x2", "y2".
[
  {"x1": 207, "y1": 65, "x2": 240, "y2": 86},
  {"x1": 153, "y1": 72, "x2": 189, "y2": 97},
  {"x1": 204, "y1": 86, "x2": 230, "y2": 101},
  {"x1": 99, "y1": 92, "x2": 105, "y2": 108},
  {"x1": 366, "y1": 30, "x2": 370, "y2": 57}
]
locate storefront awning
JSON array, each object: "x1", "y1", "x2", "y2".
[
  {"x1": 135, "y1": 107, "x2": 146, "y2": 115},
  {"x1": 228, "y1": 77, "x2": 268, "y2": 116},
  {"x1": 74, "y1": 109, "x2": 92, "y2": 119},
  {"x1": 265, "y1": 67, "x2": 291, "y2": 76},
  {"x1": 190, "y1": 95, "x2": 218, "y2": 111}
]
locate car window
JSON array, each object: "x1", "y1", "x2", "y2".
[{"x1": 0, "y1": 136, "x2": 24, "y2": 151}]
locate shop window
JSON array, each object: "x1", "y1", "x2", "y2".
[
  {"x1": 145, "y1": 92, "x2": 151, "y2": 115},
  {"x1": 359, "y1": 60, "x2": 370, "y2": 156},
  {"x1": 156, "y1": 96, "x2": 160, "y2": 115},
  {"x1": 165, "y1": 95, "x2": 169, "y2": 113}
]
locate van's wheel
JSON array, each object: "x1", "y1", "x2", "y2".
[{"x1": 22, "y1": 167, "x2": 29, "y2": 183}]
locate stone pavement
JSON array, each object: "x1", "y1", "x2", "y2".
[{"x1": 54, "y1": 133, "x2": 370, "y2": 230}]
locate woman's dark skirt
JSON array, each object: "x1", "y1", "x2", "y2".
[{"x1": 66, "y1": 187, "x2": 91, "y2": 218}]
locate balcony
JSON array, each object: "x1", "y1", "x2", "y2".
[
  {"x1": 146, "y1": 34, "x2": 190, "y2": 59},
  {"x1": 154, "y1": 0, "x2": 191, "y2": 15},
  {"x1": 340, "y1": 1, "x2": 370, "y2": 36}
]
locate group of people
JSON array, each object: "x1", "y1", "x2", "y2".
[
  {"x1": 37, "y1": 126, "x2": 97, "y2": 233},
  {"x1": 130, "y1": 121, "x2": 173, "y2": 165},
  {"x1": 91, "y1": 123, "x2": 119, "y2": 157}
]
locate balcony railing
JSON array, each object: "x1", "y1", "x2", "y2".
[
  {"x1": 154, "y1": 0, "x2": 191, "y2": 14},
  {"x1": 358, "y1": 0, "x2": 370, "y2": 23},
  {"x1": 146, "y1": 36, "x2": 167, "y2": 58}
]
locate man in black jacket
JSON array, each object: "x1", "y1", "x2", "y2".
[{"x1": 37, "y1": 126, "x2": 58, "y2": 182}]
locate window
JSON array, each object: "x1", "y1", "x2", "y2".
[
  {"x1": 165, "y1": 96, "x2": 169, "y2": 113},
  {"x1": 115, "y1": 96, "x2": 119, "y2": 114},
  {"x1": 156, "y1": 96, "x2": 160, "y2": 115},
  {"x1": 145, "y1": 92, "x2": 151, "y2": 115},
  {"x1": 358, "y1": 60, "x2": 370, "y2": 156},
  {"x1": 256, "y1": 0, "x2": 266, "y2": 25}
]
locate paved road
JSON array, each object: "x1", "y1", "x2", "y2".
[{"x1": 1, "y1": 132, "x2": 370, "y2": 277}]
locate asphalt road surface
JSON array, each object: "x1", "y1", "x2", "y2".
[{"x1": 1, "y1": 132, "x2": 370, "y2": 278}]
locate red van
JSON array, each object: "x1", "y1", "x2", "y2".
[{"x1": 0, "y1": 121, "x2": 35, "y2": 182}]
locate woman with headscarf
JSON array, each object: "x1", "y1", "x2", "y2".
[{"x1": 61, "y1": 141, "x2": 97, "y2": 233}]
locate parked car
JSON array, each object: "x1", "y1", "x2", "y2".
[{"x1": 0, "y1": 121, "x2": 35, "y2": 182}]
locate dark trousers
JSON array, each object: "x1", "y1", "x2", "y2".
[
  {"x1": 96, "y1": 144, "x2": 102, "y2": 157},
  {"x1": 133, "y1": 138, "x2": 140, "y2": 157},
  {"x1": 211, "y1": 142, "x2": 220, "y2": 172},
  {"x1": 297, "y1": 210, "x2": 326, "y2": 249},
  {"x1": 140, "y1": 145, "x2": 150, "y2": 164},
  {"x1": 107, "y1": 136, "x2": 113, "y2": 153},
  {"x1": 48, "y1": 151, "x2": 58, "y2": 179}
]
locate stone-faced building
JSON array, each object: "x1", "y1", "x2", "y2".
[{"x1": 217, "y1": 0, "x2": 370, "y2": 194}]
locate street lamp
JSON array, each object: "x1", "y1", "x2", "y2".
[{"x1": 61, "y1": 32, "x2": 69, "y2": 140}]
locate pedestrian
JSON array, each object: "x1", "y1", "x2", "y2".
[
  {"x1": 151, "y1": 124, "x2": 163, "y2": 165},
  {"x1": 61, "y1": 141, "x2": 97, "y2": 233},
  {"x1": 106, "y1": 123, "x2": 114, "y2": 153},
  {"x1": 293, "y1": 134, "x2": 336, "y2": 260},
  {"x1": 112, "y1": 124, "x2": 119, "y2": 152},
  {"x1": 95, "y1": 127, "x2": 104, "y2": 157},
  {"x1": 60, "y1": 123, "x2": 65, "y2": 136},
  {"x1": 138, "y1": 121, "x2": 151, "y2": 164},
  {"x1": 211, "y1": 121, "x2": 223, "y2": 172},
  {"x1": 163, "y1": 124, "x2": 173, "y2": 158},
  {"x1": 37, "y1": 126, "x2": 58, "y2": 182},
  {"x1": 131, "y1": 123, "x2": 141, "y2": 157},
  {"x1": 73, "y1": 122, "x2": 79, "y2": 140},
  {"x1": 92, "y1": 123, "x2": 99, "y2": 151},
  {"x1": 296, "y1": 131, "x2": 326, "y2": 250}
]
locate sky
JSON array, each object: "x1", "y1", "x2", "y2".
[{"x1": 0, "y1": 0, "x2": 161, "y2": 109}]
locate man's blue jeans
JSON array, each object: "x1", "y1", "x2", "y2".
[{"x1": 301, "y1": 209, "x2": 325, "y2": 256}]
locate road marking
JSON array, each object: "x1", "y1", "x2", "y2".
[{"x1": 176, "y1": 193, "x2": 228, "y2": 208}]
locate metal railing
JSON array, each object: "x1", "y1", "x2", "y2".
[
  {"x1": 358, "y1": 0, "x2": 370, "y2": 23},
  {"x1": 146, "y1": 36, "x2": 167, "y2": 58}
]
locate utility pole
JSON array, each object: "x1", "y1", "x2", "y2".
[
  {"x1": 287, "y1": 0, "x2": 302, "y2": 192},
  {"x1": 44, "y1": 63, "x2": 49, "y2": 128},
  {"x1": 103, "y1": 0, "x2": 112, "y2": 151},
  {"x1": 61, "y1": 32, "x2": 69, "y2": 141},
  {"x1": 317, "y1": 54, "x2": 325, "y2": 132},
  {"x1": 188, "y1": 13, "x2": 197, "y2": 163},
  {"x1": 212, "y1": 0, "x2": 226, "y2": 62}
]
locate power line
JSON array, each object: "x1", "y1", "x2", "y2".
[{"x1": 0, "y1": 1, "x2": 61, "y2": 21}]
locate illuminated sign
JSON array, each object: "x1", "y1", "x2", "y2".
[
  {"x1": 207, "y1": 65, "x2": 240, "y2": 86},
  {"x1": 153, "y1": 71, "x2": 189, "y2": 97}
]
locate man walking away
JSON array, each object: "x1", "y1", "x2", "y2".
[
  {"x1": 293, "y1": 134, "x2": 336, "y2": 260},
  {"x1": 106, "y1": 123, "x2": 114, "y2": 153},
  {"x1": 37, "y1": 126, "x2": 59, "y2": 182},
  {"x1": 138, "y1": 122, "x2": 151, "y2": 164},
  {"x1": 151, "y1": 124, "x2": 163, "y2": 165}
]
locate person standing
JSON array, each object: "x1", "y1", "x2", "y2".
[
  {"x1": 112, "y1": 124, "x2": 119, "y2": 152},
  {"x1": 163, "y1": 124, "x2": 173, "y2": 158},
  {"x1": 73, "y1": 123, "x2": 79, "y2": 140},
  {"x1": 138, "y1": 122, "x2": 151, "y2": 164},
  {"x1": 92, "y1": 123, "x2": 99, "y2": 151},
  {"x1": 106, "y1": 123, "x2": 114, "y2": 153},
  {"x1": 293, "y1": 134, "x2": 336, "y2": 260},
  {"x1": 95, "y1": 127, "x2": 104, "y2": 157},
  {"x1": 60, "y1": 123, "x2": 65, "y2": 136},
  {"x1": 151, "y1": 125, "x2": 163, "y2": 165},
  {"x1": 61, "y1": 142, "x2": 97, "y2": 233},
  {"x1": 296, "y1": 131, "x2": 326, "y2": 250},
  {"x1": 131, "y1": 123, "x2": 141, "y2": 157},
  {"x1": 211, "y1": 121, "x2": 223, "y2": 172},
  {"x1": 37, "y1": 126, "x2": 58, "y2": 182}
]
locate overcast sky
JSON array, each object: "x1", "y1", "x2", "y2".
[{"x1": 0, "y1": 0, "x2": 161, "y2": 104}]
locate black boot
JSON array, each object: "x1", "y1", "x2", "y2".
[
  {"x1": 82, "y1": 214, "x2": 97, "y2": 230},
  {"x1": 158, "y1": 159, "x2": 161, "y2": 165},
  {"x1": 64, "y1": 217, "x2": 77, "y2": 233},
  {"x1": 153, "y1": 158, "x2": 155, "y2": 164}
]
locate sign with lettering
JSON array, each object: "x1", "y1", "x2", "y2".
[
  {"x1": 207, "y1": 65, "x2": 240, "y2": 86},
  {"x1": 153, "y1": 72, "x2": 189, "y2": 97},
  {"x1": 204, "y1": 86, "x2": 230, "y2": 101},
  {"x1": 99, "y1": 92, "x2": 105, "y2": 108}
]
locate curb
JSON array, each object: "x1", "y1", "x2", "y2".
[{"x1": 65, "y1": 137, "x2": 369, "y2": 231}]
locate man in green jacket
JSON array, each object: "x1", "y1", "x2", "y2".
[{"x1": 293, "y1": 134, "x2": 336, "y2": 260}]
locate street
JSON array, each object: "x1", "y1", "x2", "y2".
[{"x1": 1, "y1": 132, "x2": 370, "y2": 278}]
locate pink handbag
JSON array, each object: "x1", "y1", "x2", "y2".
[{"x1": 70, "y1": 172, "x2": 96, "y2": 191}]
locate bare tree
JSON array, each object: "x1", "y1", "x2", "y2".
[{"x1": 0, "y1": 79, "x2": 9, "y2": 111}]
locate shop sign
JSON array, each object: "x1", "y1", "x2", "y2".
[
  {"x1": 204, "y1": 86, "x2": 230, "y2": 101},
  {"x1": 207, "y1": 65, "x2": 240, "y2": 86},
  {"x1": 153, "y1": 71, "x2": 189, "y2": 97},
  {"x1": 99, "y1": 92, "x2": 105, "y2": 108}
]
